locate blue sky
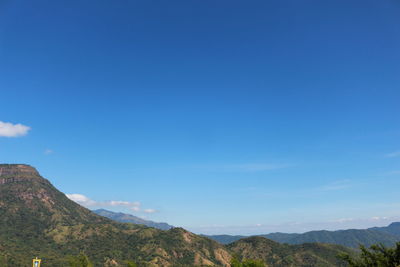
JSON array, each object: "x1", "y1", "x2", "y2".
[{"x1": 0, "y1": 0, "x2": 399, "y2": 235}]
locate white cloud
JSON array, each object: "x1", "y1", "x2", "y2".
[
  {"x1": 333, "y1": 218, "x2": 355, "y2": 223},
  {"x1": 0, "y1": 121, "x2": 30, "y2": 137},
  {"x1": 385, "y1": 151, "x2": 400, "y2": 158},
  {"x1": 131, "y1": 206, "x2": 140, "y2": 212},
  {"x1": 370, "y1": 216, "x2": 388, "y2": 221},
  {"x1": 143, "y1": 209, "x2": 157, "y2": 214},
  {"x1": 66, "y1": 193, "x2": 154, "y2": 214},
  {"x1": 44, "y1": 149, "x2": 53, "y2": 155},
  {"x1": 109, "y1": 200, "x2": 132, "y2": 206},
  {"x1": 66, "y1": 193, "x2": 97, "y2": 206}
]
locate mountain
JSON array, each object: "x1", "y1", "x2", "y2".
[
  {"x1": 371, "y1": 222, "x2": 400, "y2": 238},
  {"x1": 228, "y1": 236, "x2": 354, "y2": 267},
  {"x1": 0, "y1": 164, "x2": 351, "y2": 266},
  {"x1": 94, "y1": 209, "x2": 173, "y2": 230},
  {"x1": 264, "y1": 229, "x2": 399, "y2": 248},
  {"x1": 208, "y1": 225, "x2": 400, "y2": 248},
  {"x1": 0, "y1": 164, "x2": 231, "y2": 266}
]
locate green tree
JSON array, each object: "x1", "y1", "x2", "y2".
[
  {"x1": 125, "y1": 260, "x2": 137, "y2": 267},
  {"x1": 230, "y1": 255, "x2": 266, "y2": 267},
  {"x1": 68, "y1": 252, "x2": 94, "y2": 267},
  {"x1": 0, "y1": 255, "x2": 7, "y2": 267},
  {"x1": 339, "y1": 242, "x2": 400, "y2": 267},
  {"x1": 231, "y1": 255, "x2": 242, "y2": 267}
]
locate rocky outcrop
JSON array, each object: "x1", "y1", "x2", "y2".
[
  {"x1": 0, "y1": 164, "x2": 40, "y2": 178},
  {"x1": 0, "y1": 164, "x2": 48, "y2": 186}
]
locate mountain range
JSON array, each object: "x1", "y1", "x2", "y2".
[
  {"x1": 0, "y1": 164, "x2": 354, "y2": 266},
  {"x1": 96, "y1": 209, "x2": 400, "y2": 251},
  {"x1": 207, "y1": 223, "x2": 400, "y2": 248},
  {"x1": 93, "y1": 209, "x2": 173, "y2": 230}
]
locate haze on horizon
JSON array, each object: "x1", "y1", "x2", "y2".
[{"x1": 0, "y1": 0, "x2": 399, "y2": 235}]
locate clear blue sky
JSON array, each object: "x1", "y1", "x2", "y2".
[{"x1": 1, "y1": 0, "x2": 399, "y2": 235}]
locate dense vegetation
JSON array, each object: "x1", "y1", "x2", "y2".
[
  {"x1": 68, "y1": 253, "x2": 93, "y2": 267},
  {"x1": 227, "y1": 236, "x2": 354, "y2": 267},
  {"x1": 230, "y1": 255, "x2": 266, "y2": 267},
  {"x1": 339, "y1": 242, "x2": 400, "y2": 267}
]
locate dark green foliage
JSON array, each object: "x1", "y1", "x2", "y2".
[
  {"x1": 339, "y1": 242, "x2": 400, "y2": 267},
  {"x1": 125, "y1": 260, "x2": 137, "y2": 267},
  {"x1": 68, "y1": 252, "x2": 93, "y2": 267},
  {"x1": 231, "y1": 255, "x2": 266, "y2": 267}
]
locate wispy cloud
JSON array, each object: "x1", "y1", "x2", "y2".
[
  {"x1": 65, "y1": 193, "x2": 155, "y2": 213},
  {"x1": 219, "y1": 163, "x2": 290, "y2": 172},
  {"x1": 330, "y1": 216, "x2": 390, "y2": 225},
  {"x1": 188, "y1": 162, "x2": 291, "y2": 173},
  {"x1": 333, "y1": 218, "x2": 355, "y2": 223},
  {"x1": 44, "y1": 149, "x2": 53, "y2": 155},
  {"x1": 144, "y1": 209, "x2": 157, "y2": 214},
  {"x1": 0, "y1": 121, "x2": 30, "y2": 137},
  {"x1": 385, "y1": 151, "x2": 400, "y2": 158},
  {"x1": 66, "y1": 194, "x2": 97, "y2": 206},
  {"x1": 318, "y1": 180, "x2": 352, "y2": 191}
]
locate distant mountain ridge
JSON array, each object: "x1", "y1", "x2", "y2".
[
  {"x1": 207, "y1": 223, "x2": 400, "y2": 248},
  {"x1": 371, "y1": 222, "x2": 400, "y2": 237},
  {"x1": 93, "y1": 208, "x2": 173, "y2": 230}
]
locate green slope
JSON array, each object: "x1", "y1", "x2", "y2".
[{"x1": 228, "y1": 236, "x2": 354, "y2": 267}]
